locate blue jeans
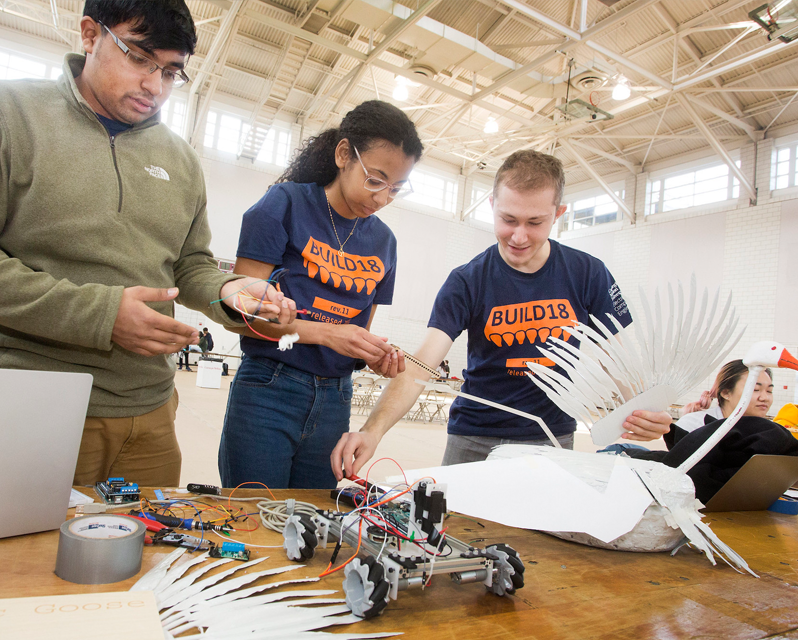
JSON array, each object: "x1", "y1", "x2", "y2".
[{"x1": 218, "y1": 356, "x2": 353, "y2": 489}]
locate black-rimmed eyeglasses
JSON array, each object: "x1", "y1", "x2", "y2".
[{"x1": 99, "y1": 22, "x2": 190, "y2": 88}]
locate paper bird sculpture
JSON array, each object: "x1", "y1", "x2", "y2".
[
  {"x1": 129, "y1": 548, "x2": 400, "y2": 639},
  {"x1": 527, "y1": 277, "x2": 743, "y2": 446},
  {"x1": 403, "y1": 341, "x2": 798, "y2": 572}
]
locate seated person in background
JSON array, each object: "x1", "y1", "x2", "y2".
[
  {"x1": 619, "y1": 363, "x2": 798, "y2": 503},
  {"x1": 677, "y1": 360, "x2": 772, "y2": 432}
]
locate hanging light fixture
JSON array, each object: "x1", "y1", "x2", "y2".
[
  {"x1": 484, "y1": 116, "x2": 499, "y2": 134},
  {"x1": 612, "y1": 75, "x2": 631, "y2": 101},
  {"x1": 392, "y1": 76, "x2": 409, "y2": 102}
]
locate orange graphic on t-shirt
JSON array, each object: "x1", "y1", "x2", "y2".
[
  {"x1": 312, "y1": 297, "x2": 362, "y2": 319},
  {"x1": 484, "y1": 299, "x2": 577, "y2": 347},
  {"x1": 301, "y1": 237, "x2": 385, "y2": 295}
]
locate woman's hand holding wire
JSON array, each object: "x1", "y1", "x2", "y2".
[
  {"x1": 366, "y1": 348, "x2": 405, "y2": 378},
  {"x1": 330, "y1": 430, "x2": 380, "y2": 482},
  {"x1": 325, "y1": 325, "x2": 394, "y2": 362},
  {"x1": 220, "y1": 278, "x2": 296, "y2": 324}
]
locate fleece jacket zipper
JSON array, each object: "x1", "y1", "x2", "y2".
[{"x1": 109, "y1": 134, "x2": 123, "y2": 213}]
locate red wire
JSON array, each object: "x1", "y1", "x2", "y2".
[{"x1": 364, "y1": 457, "x2": 409, "y2": 489}]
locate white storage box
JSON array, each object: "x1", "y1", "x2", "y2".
[{"x1": 196, "y1": 359, "x2": 223, "y2": 389}]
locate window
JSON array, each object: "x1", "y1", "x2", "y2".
[
  {"x1": 771, "y1": 144, "x2": 796, "y2": 190},
  {"x1": 203, "y1": 109, "x2": 249, "y2": 154},
  {"x1": 256, "y1": 126, "x2": 292, "y2": 167},
  {"x1": 470, "y1": 185, "x2": 493, "y2": 223},
  {"x1": 647, "y1": 161, "x2": 740, "y2": 215},
  {"x1": 160, "y1": 97, "x2": 185, "y2": 136},
  {"x1": 561, "y1": 190, "x2": 623, "y2": 231},
  {"x1": 0, "y1": 48, "x2": 62, "y2": 81},
  {"x1": 406, "y1": 168, "x2": 458, "y2": 213},
  {"x1": 218, "y1": 113, "x2": 249, "y2": 154}
]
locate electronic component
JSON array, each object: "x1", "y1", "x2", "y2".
[
  {"x1": 187, "y1": 483, "x2": 222, "y2": 496},
  {"x1": 283, "y1": 482, "x2": 525, "y2": 618},
  {"x1": 94, "y1": 478, "x2": 140, "y2": 504},
  {"x1": 159, "y1": 532, "x2": 214, "y2": 551},
  {"x1": 209, "y1": 541, "x2": 251, "y2": 561},
  {"x1": 330, "y1": 485, "x2": 367, "y2": 508},
  {"x1": 331, "y1": 477, "x2": 386, "y2": 508}
]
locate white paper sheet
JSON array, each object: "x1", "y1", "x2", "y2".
[{"x1": 391, "y1": 455, "x2": 653, "y2": 543}]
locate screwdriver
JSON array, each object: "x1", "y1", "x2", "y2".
[{"x1": 130, "y1": 510, "x2": 230, "y2": 533}]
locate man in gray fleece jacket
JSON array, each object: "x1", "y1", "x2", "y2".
[{"x1": 0, "y1": 0, "x2": 295, "y2": 486}]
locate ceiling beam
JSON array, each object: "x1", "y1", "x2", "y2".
[
  {"x1": 673, "y1": 39, "x2": 797, "y2": 92},
  {"x1": 674, "y1": 94, "x2": 755, "y2": 203},
  {"x1": 688, "y1": 95, "x2": 758, "y2": 138},
  {"x1": 329, "y1": 0, "x2": 445, "y2": 114},
  {"x1": 568, "y1": 139, "x2": 637, "y2": 173},
  {"x1": 558, "y1": 139, "x2": 633, "y2": 222}
]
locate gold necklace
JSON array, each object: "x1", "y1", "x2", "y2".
[{"x1": 324, "y1": 189, "x2": 358, "y2": 257}]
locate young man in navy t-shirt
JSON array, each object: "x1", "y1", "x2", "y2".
[{"x1": 332, "y1": 150, "x2": 672, "y2": 479}]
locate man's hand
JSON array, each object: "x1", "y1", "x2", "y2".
[
  {"x1": 366, "y1": 348, "x2": 406, "y2": 378},
  {"x1": 220, "y1": 277, "x2": 296, "y2": 325},
  {"x1": 621, "y1": 410, "x2": 672, "y2": 441},
  {"x1": 331, "y1": 430, "x2": 381, "y2": 482},
  {"x1": 112, "y1": 286, "x2": 198, "y2": 356},
  {"x1": 325, "y1": 325, "x2": 394, "y2": 362}
]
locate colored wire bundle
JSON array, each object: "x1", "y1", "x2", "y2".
[
  {"x1": 210, "y1": 271, "x2": 310, "y2": 342},
  {"x1": 319, "y1": 458, "x2": 447, "y2": 579}
]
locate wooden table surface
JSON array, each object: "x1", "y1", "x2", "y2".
[{"x1": 2, "y1": 488, "x2": 798, "y2": 639}]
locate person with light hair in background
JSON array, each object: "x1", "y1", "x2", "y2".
[{"x1": 332, "y1": 149, "x2": 673, "y2": 480}]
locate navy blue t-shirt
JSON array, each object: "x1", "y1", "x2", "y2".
[
  {"x1": 95, "y1": 113, "x2": 133, "y2": 137},
  {"x1": 429, "y1": 241, "x2": 631, "y2": 439},
  {"x1": 237, "y1": 182, "x2": 397, "y2": 377}
]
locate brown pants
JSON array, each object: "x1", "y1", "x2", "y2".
[{"x1": 73, "y1": 390, "x2": 181, "y2": 487}]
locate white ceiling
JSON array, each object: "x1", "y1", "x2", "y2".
[{"x1": 4, "y1": 0, "x2": 798, "y2": 196}]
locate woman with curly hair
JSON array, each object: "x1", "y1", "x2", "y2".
[{"x1": 219, "y1": 100, "x2": 423, "y2": 489}]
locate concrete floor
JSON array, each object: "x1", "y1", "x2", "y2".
[{"x1": 174, "y1": 369, "x2": 665, "y2": 487}]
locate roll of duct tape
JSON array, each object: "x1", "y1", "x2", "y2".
[{"x1": 55, "y1": 515, "x2": 145, "y2": 584}]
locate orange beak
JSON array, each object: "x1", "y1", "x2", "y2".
[{"x1": 778, "y1": 348, "x2": 798, "y2": 371}]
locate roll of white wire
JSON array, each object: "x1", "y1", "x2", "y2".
[{"x1": 256, "y1": 499, "x2": 319, "y2": 533}]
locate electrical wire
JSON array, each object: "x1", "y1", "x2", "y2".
[{"x1": 256, "y1": 499, "x2": 319, "y2": 533}]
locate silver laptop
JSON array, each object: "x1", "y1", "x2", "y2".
[
  {"x1": 702, "y1": 454, "x2": 798, "y2": 512},
  {"x1": 0, "y1": 369, "x2": 92, "y2": 538}
]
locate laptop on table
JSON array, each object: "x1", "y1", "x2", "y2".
[
  {"x1": 702, "y1": 454, "x2": 798, "y2": 512},
  {"x1": 0, "y1": 369, "x2": 92, "y2": 538}
]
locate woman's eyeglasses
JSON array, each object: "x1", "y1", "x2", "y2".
[{"x1": 353, "y1": 146, "x2": 413, "y2": 199}]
